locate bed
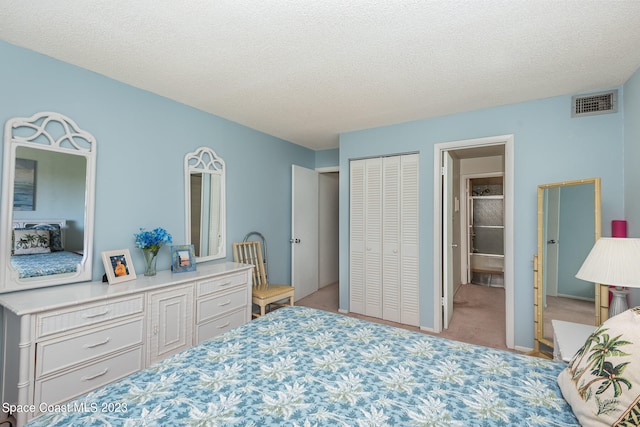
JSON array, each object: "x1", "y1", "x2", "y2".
[
  {"x1": 24, "y1": 306, "x2": 580, "y2": 426},
  {"x1": 11, "y1": 219, "x2": 82, "y2": 278}
]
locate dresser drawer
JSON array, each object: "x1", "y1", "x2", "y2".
[
  {"x1": 196, "y1": 272, "x2": 248, "y2": 298},
  {"x1": 37, "y1": 295, "x2": 145, "y2": 338},
  {"x1": 34, "y1": 346, "x2": 143, "y2": 411},
  {"x1": 196, "y1": 309, "x2": 247, "y2": 343},
  {"x1": 196, "y1": 287, "x2": 248, "y2": 324},
  {"x1": 36, "y1": 317, "x2": 144, "y2": 377}
]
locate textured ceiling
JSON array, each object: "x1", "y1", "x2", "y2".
[{"x1": 2, "y1": 1, "x2": 640, "y2": 151}]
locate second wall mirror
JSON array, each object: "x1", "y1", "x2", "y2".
[
  {"x1": 533, "y1": 177, "x2": 607, "y2": 356},
  {"x1": 184, "y1": 147, "x2": 226, "y2": 262}
]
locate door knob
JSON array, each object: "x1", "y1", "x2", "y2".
[{"x1": 290, "y1": 238, "x2": 301, "y2": 244}]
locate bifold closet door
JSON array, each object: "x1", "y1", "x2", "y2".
[
  {"x1": 350, "y1": 154, "x2": 419, "y2": 325},
  {"x1": 382, "y1": 154, "x2": 419, "y2": 326},
  {"x1": 349, "y1": 157, "x2": 382, "y2": 318},
  {"x1": 399, "y1": 154, "x2": 419, "y2": 326},
  {"x1": 382, "y1": 156, "x2": 401, "y2": 323}
]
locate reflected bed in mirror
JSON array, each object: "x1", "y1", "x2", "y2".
[
  {"x1": 533, "y1": 177, "x2": 608, "y2": 358},
  {"x1": 0, "y1": 112, "x2": 96, "y2": 292},
  {"x1": 184, "y1": 147, "x2": 226, "y2": 262},
  {"x1": 11, "y1": 219, "x2": 83, "y2": 278}
]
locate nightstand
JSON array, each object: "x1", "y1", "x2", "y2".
[{"x1": 552, "y1": 319, "x2": 597, "y2": 363}]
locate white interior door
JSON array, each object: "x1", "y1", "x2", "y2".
[
  {"x1": 291, "y1": 165, "x2": 319, "y2": 301},
  {"x1": 442, "y1": 152, "x2": 454, "y2": 329}
]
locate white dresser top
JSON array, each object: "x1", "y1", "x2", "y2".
[
  {"x1": 552, "y1": 319, "x2": 597, "y2": 362},
  {"x1": 0, "y1": 261, "x2": 252, "y2": 315}
]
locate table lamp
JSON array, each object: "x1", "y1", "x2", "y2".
[{"x1": 575, "y1": 237, "x2": 640, "y2": 317}]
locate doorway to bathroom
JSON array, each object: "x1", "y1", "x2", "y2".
[{"x1": 434, "y1": 134, "x2": 514, "y2": 349}]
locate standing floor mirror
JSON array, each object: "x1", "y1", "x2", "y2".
[{"x1": 532, "y1": 177, "x2": 608, "y2": 358}]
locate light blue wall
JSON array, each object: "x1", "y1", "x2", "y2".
[
  {"x1": 315, "y1": 148, "x2": 339, "y2": 168},
  {"x1": 0, "y1": 41, "x2": 315, "y2": 284},
  {"x1": 624, "y1": 68, "x2": 640, "y2": 236},
  {"x1": 624, "y1": 67, "x2": 640, "y2": 307},
  {"x1": 339, "y1": 90, "x2": 625, "y2": 348}
]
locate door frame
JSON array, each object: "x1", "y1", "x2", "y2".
[
  {"x1": 433, "y1": 134, "x2": 515, "y2": 349},
  {"x1": 442, "y1": 151, "x2": 454, "y2": 329}
]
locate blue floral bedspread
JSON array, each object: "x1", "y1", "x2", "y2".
[
  {"x1": 26, "y1": 306, "x2": 578, "y2": 426},
  {"x1": 11, "y1": 251, "x2": 82, "y2": 278}
]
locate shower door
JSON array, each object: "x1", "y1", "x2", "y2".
[{"x1": 468, "y1": 177, "x2": 504, "y2": 286}]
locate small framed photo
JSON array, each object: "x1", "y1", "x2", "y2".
[
  {"x1": 102, "y1": 249, "x2": 136, "y2": 284},
  {"x1": 171, "y1": 244, "x2": 196, "y2": 273}
]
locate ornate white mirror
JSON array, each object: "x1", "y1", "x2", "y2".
[
  {"x1": 184, "y1": 147, "x2": 226, "y2": 262},
  {"x1": 533, "y1": 177, "x2": 607, "y2": 357},
  {"x1": 0, "y1": 112, "x2": 96, "y2": 292}
]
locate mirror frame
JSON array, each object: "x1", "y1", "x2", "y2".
[
  {"x1": 0, "y1": 112, "x2": 97, "y2": 292},
  {"x1": 533, "y1": 177, "x2": 608, "y2": 356},
  {"x1": 184, "y1": 146, "x2": 226, "y2": 262}
]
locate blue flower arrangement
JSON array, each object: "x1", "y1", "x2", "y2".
[
  {"x1": 134, "y1": 227, "x2": 172, "y2": 254},
  {"x1": 135, "y1": 227, "x2": 172, "y2": 276}
]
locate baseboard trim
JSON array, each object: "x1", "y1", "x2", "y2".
[{"x1": 515, "y1": 345, "x2": 534, "y2": 354}]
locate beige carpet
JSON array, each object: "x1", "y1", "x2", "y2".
[{"x1": 297, "y1": 282, "x2": 510, "y2": 351}]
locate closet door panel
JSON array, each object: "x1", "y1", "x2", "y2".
[
  {"x1": 382, "y1": 156, "x2": 401, "y2": 323},
  {"x1": 349, "y1": 159, "x2": 366, "y2": 314},
  {"x1": 400, "y1": 154, "x2": 420, "y2": 326},
  {"x1": 364, "y1": 158, "x2": 383, "y2": 318}
]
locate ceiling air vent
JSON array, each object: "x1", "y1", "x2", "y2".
[{"x1": 572, "y1": 90, "x2": 618, "y2": 117}]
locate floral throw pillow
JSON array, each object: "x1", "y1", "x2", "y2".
[
  {"x1": 13, "y1": 229, "x2": 51, "y2": 255},
  {"x1": 558, "y1": 306, "x2": 640, "y2": 426}
]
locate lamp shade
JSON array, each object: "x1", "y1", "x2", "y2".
[{"x1": 575, "y1": 237, "x2": 640, "y2": 287}]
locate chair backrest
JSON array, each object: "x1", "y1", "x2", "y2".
[{"x1": 232, "y1": 241, "x2": 268, "y2": 290}]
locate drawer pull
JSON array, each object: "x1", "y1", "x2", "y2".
[
  {"x1": 82, "y1": 368, "x2": 109, "y2": 381},
  {"x1": 84, "y1": 337, "x2": 111, "y2": 349},
  {"x1": 82, "y1": 309, "x2": 110, "y2": 319},
  {"x1": 218, "y1": 300, "x2": 232, "y2": 307},
  {"x1": 219, "y1": 281, "x2": 232, "y2": 287},
  {"x1": 217, "y1": 321, "x2": 231, "y2": 329}
]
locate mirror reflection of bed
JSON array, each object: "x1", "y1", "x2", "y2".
[
  {"x1": 10, "y1": 146, "x2": 86, "y2": 280},
  {"x1": 11, "y1": 219, "x2": 83, "y2": 279}
]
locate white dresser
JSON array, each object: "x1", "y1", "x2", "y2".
[
  {"x1": 552, "y1": 319, "x2": 596, "y2": 363},
  {"x1": 0, "y1": 261, "x2": 252, "y2": 426}
]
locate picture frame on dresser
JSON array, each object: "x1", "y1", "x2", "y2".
[
  {"x1": 101, "y1": 249, "x2": 136, "y2": 284},
  {"x1": 171, "y1": 244, "x2": 196, "y2": 273}
]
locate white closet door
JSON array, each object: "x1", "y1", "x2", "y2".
[
  {"x1": 350, "y1": 154, "x2": 418, "y2": 325},
  {"x1": 349, "y1": 159, "x2": 366, "y2": 314},
  {"x1": 364, "y1": 158, "x2": 383, "y2": 318},
  {"x1": 400, "y1": 154, "x2": 420, "y2": 326},
  {"x1": 382, "y1": 156, "x2": 401, "y2": 323}
]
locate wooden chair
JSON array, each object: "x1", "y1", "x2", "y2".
[{"x1": 232, "y1": 241, "x2": 294, "y2": 318}]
